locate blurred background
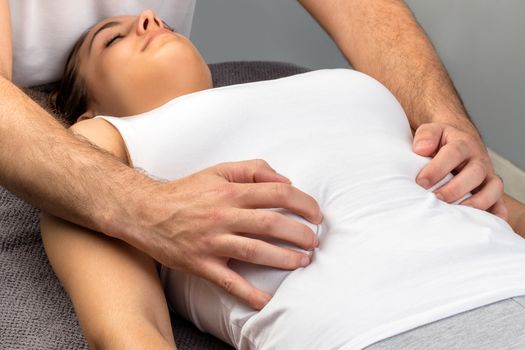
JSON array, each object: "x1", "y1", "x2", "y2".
[{"x1": 190, "y1": 0, "x2": 525, "y2": 200}]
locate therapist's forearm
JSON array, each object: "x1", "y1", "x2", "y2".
[
  {"x1": 298, "y1": 0, "x2": 479, "y2": 136},
  {"x1": 0, "y1": 76, "x2": 153, "y2": 236}
]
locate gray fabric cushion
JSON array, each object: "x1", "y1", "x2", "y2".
[{"x1": 0, "y1": 61, "x2": 311, "y2": 349}]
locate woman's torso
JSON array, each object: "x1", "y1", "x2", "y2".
[
  {"x1": 9, "y1": 0, "x2": 196, "y2": 86},
  {"x1": 96, "y1": 69, "x2": 525, "y2": 349}
]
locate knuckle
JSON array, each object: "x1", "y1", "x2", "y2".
[
  {"x1": 468, "y1": 196, "x2": 491, "y2": 211},
  {"x1": 219, "y1": 274, "x2": 235, "y2": 293},
  {"x1": 457, "y1": 129, "x2": 469, "y2": 138},
  {"x1": 287, "y1": 250, "x2": 309, "y2": 268},
  {"x1": 206, "y1": 207, "x2": 225, "y2": 224},
  {"x1": 199, "y1": 233, "x2": 218, "y2": 252},
  {"x1": 259, "y1": 212, "x2": 276, "y2": 232},
  {"x1": 414, "y1": 129, "x2": 431, "y2": 140},
  {"x1": 480, "y1": 150, "x2": 491, "y2": 160},
  {"x1": 281, "y1": 252, "x2": 299, "y2": 269},
  {"x1": 451, "y1": 139, "x2": 469, "y2": 157},
  {"x1": 422, "y1": 168, "x2": 439, "y2": 183},
  {"x1": 218, "y1": 182, "x2": 238, "y2": 199},
  {"x1": 415, "y1": 123, "x2": 432, "y2": 134},
  {"x1": 440, "y1": 186, "x2": 460, "y2": 202},
  {"x1": 254, "y1": 158, "x2": 269, "y2": 168},
  {"x1": 300, "y1": 200, "x2": 315, "y2": 219},
  {"x1": 272, "y1": 183, "x2": 291, "y2": 202},
  {"x1": 303, "y1": 226, "x2": 316, "y2": 246},
  {"x1": 186, "y1": 255, "x2": 205, "y2": 274},
  {"x1": 253, "y1": 159, "x2": 272, "y2": 176},
  {"x1": 419, "y1": 128, "x2": 437, "y2": 140},
  {"x1": 470, "y1": 160, "x2": 487, "y2": 176},
  {"x1": 217, "y1": 161, "x2": 232, "y2": 170},
  {"x1": 240, "y1": 241, "x2": 258, "y2": 261},
  {"x1": 493, "y1": 176, "x2": 504, "y2": 193}
]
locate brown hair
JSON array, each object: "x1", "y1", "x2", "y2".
[{"x1": 49, "y1": 29, "x2": 91, "y2": 126}]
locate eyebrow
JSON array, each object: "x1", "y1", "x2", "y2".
[{"x1": 88, "y1": 20, "x2": 122, "y2": 54}]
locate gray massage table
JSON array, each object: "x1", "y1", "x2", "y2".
[{"x1": 0, "y1": 61, "x2": 310, "y2": 349}]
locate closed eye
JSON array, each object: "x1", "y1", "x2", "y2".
[{"x1": 104, "y1": 33, "x2": 124, "y2": 48}]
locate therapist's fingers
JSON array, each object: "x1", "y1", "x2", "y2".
[
  {"x1": 416, "y1": 142, "x2": 469, "y2": 189},
  {"x1": 216, "y1": 159, "x2": 292, "y2": 184},
  {"x1": 413, "y1": 123, "x2": 443, "y2": 157},
  {"x1": 460, "y1": 175, "x2": 505, "y2": 211},
  {"x1": 210, "y1": 160, "x2": 323, "y2": 224},
  {"x1": 232, "y1": 182, "x2": 323, "y2": 225},
  {"x1": 200, "y1": 258, "x2": 272, "y2": 310},
  {"x1": 412, "y1": 122, "x2": 505, "y2": 215},
  {"x1": 229, "y1": 209, "x2": 318, "y2": 250},
  {"x1": 216, "y1": 235, "x2": 311, "y2": 270},
  {"x1": 489, "y1": 198, "x2": 509, "y2": 221},
  {"x1": 433, "y1": 160, "x2": 486, "y2": 203}
]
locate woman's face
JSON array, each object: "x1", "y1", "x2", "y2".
[{"x1": 77, "y1": 10, "x2": 212, "y2": 118}]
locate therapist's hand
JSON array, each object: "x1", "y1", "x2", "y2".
[
  {"x1": 413, "y1": 122, "x2": 507, "y2": 220},
  {"x1": 128, "y1": 159, "x2": 322, "y2": 310}
]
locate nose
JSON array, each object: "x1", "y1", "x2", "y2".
[{"x1": 137, "y1": 9, "x2": 162, "y2": 35}]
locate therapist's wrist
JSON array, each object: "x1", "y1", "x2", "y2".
[
  {"x1": 407, "y1": 83, "x2": 480, "y2": 138},
  {"x1": 97, "y1": 170, "x2": 160, "y2": 244},
  {"x1": 417, "y1": 108, "x2": 482, "y2": 141}
]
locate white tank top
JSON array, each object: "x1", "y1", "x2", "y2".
[
  {"x1": 96, "y1": 70, "x2": 525, "y2": 349},
  {"x1": 9, "y1": 0, "x2": 196, "y2": 86}
]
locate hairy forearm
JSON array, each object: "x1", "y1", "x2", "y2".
[
  {"x1": 0, "y1": 77, "x2": 153, "y2": 236},
  {"x1": 299, "y1": 0, "x2": 478, "y2": 135}
]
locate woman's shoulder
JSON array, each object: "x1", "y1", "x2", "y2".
[{"x1": 69, "y1": 118, "x2": 130, "y2": 166}]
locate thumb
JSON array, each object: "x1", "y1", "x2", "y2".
[
  {"x1": 413, "y1": 123, "x2": 443, "y2": 157},
  {"x1": 216, "y1": 159, "x2": 292, "y2": 184}
]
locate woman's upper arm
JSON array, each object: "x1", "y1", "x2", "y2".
[
  {"x1": 41, "y1": 119, "x2": 128, "y2": 231},
  {"x1": 40, "y1": 210, "x2": 83, "y2": 243},
  {"x1": 0, "y1": 0, "x2": 13, "y2": 80},
  {"x1": 69, "y1": 118, "x2": 130, "y2": 165},
  {"x1": 41, "y1": 118, "x2": 129, "y2": 243},
  {"x1": 503, "y1": 193, "x2": 525, "y2": 238}
]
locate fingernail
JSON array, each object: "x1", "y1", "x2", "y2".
[
  {"x1": 435, "y1": 193, "x2": 444, "y2": 201},
  {"x1": 314, "y1": 236, "x2": 320, "y2": 247},
  {"x1": 417, "y1": 178, "x2": 430, "y2": 189},
  {"x1": 301, "y1": 255, "x2": 310, "y2": 267}
]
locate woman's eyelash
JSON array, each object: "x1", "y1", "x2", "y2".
[
  {"x1": 163, "y1": 22, "x2": 175, "y2": 32},
  {"x1": 104, "y1": 33, "x2": 123, "y2": 48},
  {"x1": 103, "y1": 22, "x2": 173, "y2": 48}
]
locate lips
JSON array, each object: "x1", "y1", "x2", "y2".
[{"x1": 142, "y1": 28, "x2": 175, "y2": 51}]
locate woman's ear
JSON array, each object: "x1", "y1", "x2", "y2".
[{"x1": 76, "y1": 110, "x2": 96, "y2": 123}]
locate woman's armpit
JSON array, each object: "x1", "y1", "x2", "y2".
[{"x1": 69, "y1": 118, "x2": 131, "y2": 166}]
